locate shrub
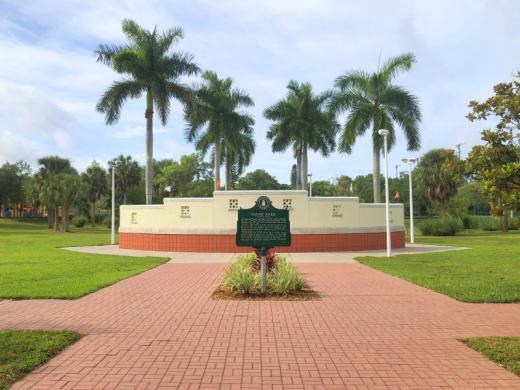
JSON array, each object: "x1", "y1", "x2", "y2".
[
  {"x1": 509, "y1": 217, "x2": 519, "y2": 230},
  {"x1": 102, "y1": 215, "x2": 118, "y2": 228},
  {"x1": 480, "y1": 217, "x2": 500, "y2": 231},
  {"x1": 419, "y1": 217, "x2": 463, "y2": 236},
  {"x1": 71, "y1": 215, "x2": 88, "y2": 228},
  {"x1": 222, "y1": 253, "x2": 259, "y2": 294},
  {"x1": 252, "y1": 248, "x2": 277, "y2": 271},
  {"x1": 267, "y1": 256, "x2": 308, "y2": 294},
  {"x1": 221, "y1": 253, "x2": 308, "y2": 295},
  {"x1": 461, "y1": 215, "x2": 481, "y2": 229}
]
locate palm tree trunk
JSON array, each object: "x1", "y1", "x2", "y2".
[
  {"x1": 54, "y1": 207, "x2": 59, "y2": 231},
  {"x1": 302, "y1": 142, "x2": 308, "y2": 191},
  {"x1": 225, "y1": 152, "x2": 231, "y2": 191},
  {"x1": 145, "y1": 90, "x2": 154, "y2": 205},
  {"x1": 373, "y1": 145, "x2": 381, "y2": 203},
  {"x1": 91, "y1": 202, "x2": 96, "y2": 227},
  {"x1": 296, "y1": 146, "x2": 302, "y2": 190},
  {"x1": 214, "y1": 142, "x2": 221, "y2": 190}
]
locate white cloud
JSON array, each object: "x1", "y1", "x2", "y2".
[{"x1": 0, "y1": 130, "x2": 40, "y2": 164}]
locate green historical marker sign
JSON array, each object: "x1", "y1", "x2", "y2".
[{"x1": 236, "y1": 196, "x2": 291, "y2": 250}]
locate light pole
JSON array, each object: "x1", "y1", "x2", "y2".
[
  {"x1": 402, "y1": 157, "x2": 417, "y2": 244},
  {"x1": 307, "y1": 173, "x2": 313, "y2": 197},
  {"x1": 378, "y1": 129, "x2": 391, "y2": 257},
  {"x1": 111, "y1": 167, "x2": 116, "y2": 245}
]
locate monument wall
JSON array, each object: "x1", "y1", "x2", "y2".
[{"x1": 119, "y1": 190, "x2": 406, "y2": 252}]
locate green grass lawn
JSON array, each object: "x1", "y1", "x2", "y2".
[
  {"x1": 462, "y1": 337, "x2": 520, "y2": 377},
  {"x1": 357, "y1": 230, "x2": 520, "y2": 303},
  {"x1": 0, "y1": 329, "x2": 81, "y2": 390},
  {"x1": 0, "y1": 219, "x2": 168, "y2": 299}
]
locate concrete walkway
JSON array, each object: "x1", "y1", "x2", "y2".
[
  {"x1": 1, "y1": 261, "x2": 519, "y2": 389},
  {"x1": 63, "y1": 243, "x2": 467, "y2": 264}
]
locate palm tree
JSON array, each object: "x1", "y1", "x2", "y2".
[
  {"x1": 329, "y1": 53, "x2": 421, "y2": 202},
  {"x1": 35, "y1": 156, "x2": 74, "y2": 229},
  {"x1": 108, "y1": 155, "x2": 141, "y2": 204},
  {"x1": 82, "y1": 161, "x2": 108, "y2": 226},
  {"x1": 223, "y1": 119, "x2": 255, "y2": 190},
  {"x1": 185, "y1": 70, "x2": 255, "y2": 190},
  {"x1": 96, "y1": 19, "x2": 199, "y2": 204},
  {"x1": 264, "y1": 81, "x2": 337, "y2": 191}
]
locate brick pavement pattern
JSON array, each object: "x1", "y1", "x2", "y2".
[{"x1": 1, "y1": 263, "x2": 519, "y2": 389}]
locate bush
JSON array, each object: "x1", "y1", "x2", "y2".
[
  {"x1": 71, "y1": 215, "x2": 88, "y2": 228},
  {"x1": 222, "y1": 253, "x2": 260, "y2": 294},
  {"x1": 509, "y1": 217, "x2": 519, "y2": 230},
  {"x1": 419, "y1": 217, "x2": 463, "y2": 236},
  {"x1": 480, "y1": 217, "x2": 500, "y2": 231},
  {"x1": 222, "y1": 253, "x2": 308, "y2": 295},
  {"x1": 252, "y1": 248, "x2": 277, "y2": 271},
  {"x1": 461, "y1": 215, "x2": 481, "y2": 229},
  {"x1": 268, "y1": 256, "x2": 308, "y2": 294},
  {"x1": 102, "y1": 215, "x2": 118, "y2": 228}
]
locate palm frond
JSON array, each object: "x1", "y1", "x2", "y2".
[
  {"x1": 380, "y1": 52, "x2": 416, "y2": 82},
  {"x1": 96, "y1": 80, "x2": 144, "y2": 125}
]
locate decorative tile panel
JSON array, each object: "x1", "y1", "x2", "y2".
[
  {"x1": 180, "y1": 206, "x2": 191, "y2": 218},
  {"x1": 283, "y1": 199, "x2": 293, "y2": 210}
]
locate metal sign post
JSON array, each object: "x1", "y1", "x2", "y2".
[{"x1": 236, "y1": 196, "x2": 291, "y2": 294}]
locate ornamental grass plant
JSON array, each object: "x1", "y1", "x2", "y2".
[{"x1": 222, "y1": 252, "x2": 308, "y2": 295}]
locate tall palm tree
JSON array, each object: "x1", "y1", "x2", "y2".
[
  {"x1": 96, "y1": 19, "x2": 199, "y2": 204},
  {"x1": 185, "y1": 70, "x2": 255, "y2": 190},
  {"x1": 108, "y1": 155, "x2": 141, "y2": 204},
  {"x1": 330, "y1": 53, "x2": 421, "y2": 202},
  {"x1": 223, "y1": 119, "x2": 255, "y2": 190},
  {"x1": 264, "y1": 81, "x2": 337, "y2": 191},
  {"x1": 82, "y1": 161, "x2": 108, "y2": 226}
]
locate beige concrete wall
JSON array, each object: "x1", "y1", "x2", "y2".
[{"x1": 120, "y1": 190, "x2": 405, "y2": 234}]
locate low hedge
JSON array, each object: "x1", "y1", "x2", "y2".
[{"x1": 419, "y1": 217, "x2": 463, "y2": 236}]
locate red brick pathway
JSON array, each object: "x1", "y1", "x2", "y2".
[{"x1": 1, "y1": 263, "x2": 519, "y2": 389}]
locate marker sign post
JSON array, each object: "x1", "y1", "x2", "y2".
[{"x1": 236, "y1": 196, "x2": 291, "y2": 293}]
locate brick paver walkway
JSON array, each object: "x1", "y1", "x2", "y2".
[{"x1": 1, "y1": 263, "x2": 519, "y2": 389}]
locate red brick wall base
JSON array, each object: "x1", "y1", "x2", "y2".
[{"x1": 119, "y1": 231, "x2": 405, "y2": 252}]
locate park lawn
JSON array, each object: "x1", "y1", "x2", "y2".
[
  {"x1": 461, "y1": 337, "x2": 520, "y2": 377},
  {"x1": 357, "y1": 230, "x2": 520, "y2": 303},
  {"x1": 0, "y1": 329, "x2": 81, "y2": 390},
  {"x1": 0, "y1": 219, "x2": 168, "y2": 299}
]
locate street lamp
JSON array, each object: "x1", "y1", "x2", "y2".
[
  {"x1": 307, "y1": 173, "x2": 313, "y2": 197},
  {"x1": 402, "y1": 157, "x2": 417, "y2": 244},
  {"x1": 111, "y1": 167, "x2": 116, "y2": 245},
  {"x1": 378, "y1": 129, "x2": 391, "y2": 257}
]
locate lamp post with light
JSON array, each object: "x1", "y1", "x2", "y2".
[
  {"x1": 307, "y1": 173, "x2": 313, "y2": 197},
  {"x1": 111, "y1": 167, "x2": 116, "y2": 245},
  {"x1": 378, "y1": 129, "x2": 391, "y2": 257},
  {"x1": 401, "y1": 157, "x2": 417, "y2": 244}
]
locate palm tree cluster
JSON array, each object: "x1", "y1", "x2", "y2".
[{"x1": 97, "y1": 19, "x2": 421, "y2": 202}]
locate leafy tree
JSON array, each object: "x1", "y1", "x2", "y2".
[
  {"x1": 185, "y1": 70, "x2": 255, "y2": 190},
  {"x1": 108, "y1": 155, "x2": 141, "y2": 204},
  {"x1": 312, "y1": 180, "x2": 337, "y2": 196},
  {"x1": 0, "y1": 162, "x2": 28, "y2": 217},
  {"x1": 96, "y1": 19, "x2": 199, "y2": 204},
  {"x1": 352, "y1": 174, "x2": 382, "y2": 203},
  {"x1": 415, "y1": 148, "x2": 464, "y2": 219},
  {"x1": 448, "y1": 182, "x2": 490, "y2": 217},
  {"x1": 154, "y1": 154, "x2": 213, "y2": 197},
  {"x1": 335, "y1": 175, "x2": 353, "y2": 196},
  {"x1": 330, "y1": 53, "x2": 421, "y2": 202},
  {"x1": 55, "y1": 172, "x2": 84, "y2": 232},
  {"x1": 35, "y1": 156, "x2": 74, "y2": 228},
  {"x1": 466, "y1": 129, "x2": 520, "y2": 231},
  {"x1": 264, "y1": 81, "x2": 337, "y2": 191},
  {"x1": 82, "y1": 161, "x2": 108, "y2": 226},
  {"x1": 467, "y1": 71, "x2": 520, "y2": 138},
  {"x1": 236, "y1": 169, "x2": 280, "y2": 190}
]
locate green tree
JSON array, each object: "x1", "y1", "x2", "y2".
[
  {"x1": 82, "y1": 161, "x2": 108, "y2": 226},
  {"x1": 56, "y1": 172, "x2": 84, "y2": 232},
  {"x1": 312, "y1": 180, "x2": 337, "y2": 196},
  {"x1": 108, "y1": 155, "x2": 141, "y2": 204},
  {"x1": 185, "y1": 70, "x2": 255, "y2": 191},
  {"x1": 335, "y1": 175, "x2": 353, "y2": 196},
  {"x1": 236, "y1": 169, "x2": 281, "y2": 190},
  {"x1": 223, "y1": 124, "x2": 255, "y2": 190},
  {"x1": 448, "y1": 182, "x2": 490, "y2": 217},
  {"x1": 264, "y1": 81, "x2": 337, "y2": 191},
  {"x1": 96, "y1": 19, "x2": 199, "y2": 204},
  {"x1": 330, "y1": 53, "x2": 421, "y2": 202},
  {"x1": 0, "y1": 162, "x2": 28, "y2": 217},
  {"x1": 415, "y1": 149, "x2": 464, "y2": 219},
  {"x1": 466, "y1": 129, "x2": 520, "y2": 231},
  {"x1": 35, "y1": 156, "x2": 74, "y2": 228},
  {"x1": 352, "y1": 174, "x2": 382, "y2": 203},
  {"x1": 467, "y1": 71, "x2": 520, "y2": 139}
]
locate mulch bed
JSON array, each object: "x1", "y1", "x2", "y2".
[{"x1": 211, "y1": 287, "x2": 321, "y2": 301}]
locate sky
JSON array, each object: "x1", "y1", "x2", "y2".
[{"x1": 0, "y1": 0, "x2": 519, "y2": 183}]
